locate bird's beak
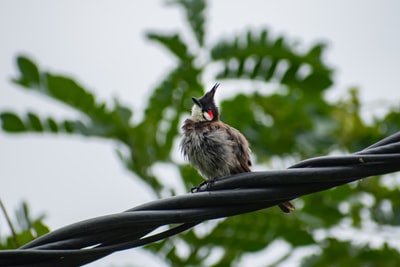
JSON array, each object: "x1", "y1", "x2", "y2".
[{"x1": 192, "y1": 97, "x2": 202, "y2": 108}]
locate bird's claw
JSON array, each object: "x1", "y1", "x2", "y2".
[
  {"x1": 190, "y1": 185, "x2": 200, "y2": 193},
  {"x1": 190, "y1": 180, "x2": 215, "y2": 193},
  {"x1": 206, "y1": 179, "x2": 215, "y2": 190}
]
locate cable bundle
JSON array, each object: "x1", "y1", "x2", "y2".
[{"x1": 2, "y1": 132, "x2": 400, "y2": 267}]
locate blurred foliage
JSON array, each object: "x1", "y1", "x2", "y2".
[
  {"x1": 2, "y1": 0, "x2": 400, "y2": 265},
  {"x1": 0, "y1": 201, "x2": 49, "y2": 249},
  {"x1": 302, "y1": 239, "x2": 400, "y2": 267}
]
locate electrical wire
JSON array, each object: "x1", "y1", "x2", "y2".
[{"x1": 1, "y1": 132, "x2": 400, "y2": 266}]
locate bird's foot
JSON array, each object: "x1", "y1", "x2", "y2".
[
  {"x1": 191, "y1": 180, "x2": 206, "y2": 192},
  {"x1": 191, "y1": 180, "x2": 215, "y2": 193},
  {"x1": 190, "y1": 185, "x2": 201, "y2": 193},
  {"x1": 206, "y1": 179, "x2": 215, "y2": 190}
]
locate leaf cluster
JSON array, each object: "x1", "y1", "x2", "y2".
[{"x1": 0, "y1": 201, "x2": 49, "y2": 250}]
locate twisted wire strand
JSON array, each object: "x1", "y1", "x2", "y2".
[{"x1": 1, "y1": 132, "x2": 400, "y2": 266}]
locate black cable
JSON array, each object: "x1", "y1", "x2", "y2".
[{"x1": 1, "y1": 131, "x2": 400, "y2": 266}]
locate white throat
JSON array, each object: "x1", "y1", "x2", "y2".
[{"x1": 191, "y1": 105, "x2": 204, "y2": 122}]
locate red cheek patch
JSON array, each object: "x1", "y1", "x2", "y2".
[{"x1": 207, "y1": 110, "x2": 214, "y2": 120}]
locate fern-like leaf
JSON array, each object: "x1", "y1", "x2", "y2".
[
  {"x1": 147, "y1": 32, "x2": 194, "y2": 63},
  {"x1": 0, "y1": 111, "x2": 118, "y2": 137},
  {"x1": 211, "y1": 30, "x2": 333, "y2": 94},
  {"x1": 10, "y1": 56, "x2": 134, "y2": 139}
]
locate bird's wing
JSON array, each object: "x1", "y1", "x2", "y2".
[{"x1": 223, "y1": 124, "x2": 252, "y2": 174}]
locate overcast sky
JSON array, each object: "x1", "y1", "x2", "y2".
[{"x1": 1, "y1": 1, "x2": 400, "y2": 266}]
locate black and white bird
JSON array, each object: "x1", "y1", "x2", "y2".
[{"x1": 180, "y1": 83, "x2": 295, "y2": 213}]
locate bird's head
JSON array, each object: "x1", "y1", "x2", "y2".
[{"x1": 191, "y1": 83, "x2": 220, "y2": 122}]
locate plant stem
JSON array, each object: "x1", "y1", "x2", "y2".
[{"x1": 0, "y1": 198, "x2": 19, "y2": 247}]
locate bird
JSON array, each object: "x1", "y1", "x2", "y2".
[{"x1": 180, "y1": 83, "x2": 295, "y2": 213}]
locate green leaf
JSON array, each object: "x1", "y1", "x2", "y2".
[
  {"x1": 168, "y1": 0, "x2": 206, "y2": 46},
  {"x1": 47, "y1": 118, "x2": 59, "y2": 132},
  {"x1": 44, "y1": 73, "x2": 97, "y2": 115},
  {"x1": 27, "y1": 112, "x2": 43, "y2": 132},
  {"x1": 63, "y1": 120, "x2": 74, "y2": 133},
  {"x1": 380, "y1": 107, "x2": 400, "y2": 135},
  {"x1": 301, "y1": 72, "x2": 333, "y2": 93},
  {"x1": 147, "y1": 32, "x2": 194, "y2": 62},
  {"x1": 14, "y1": 56, "x2": 40, "y2": 87},
  {"x1": 0, "y1": 112, "x2": 26, "y2": 132},
  {"x1": 15, "y1": 230, "x2": 35, "y2": 247},
  {"x1": 112, "y1": 100, "x2": 133, "y2": 128},
  {"x1": 32, "y1": 220, "x2": 50, "y2": 236}
]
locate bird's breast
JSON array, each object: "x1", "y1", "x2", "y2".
[{"x1": 180, "y1": 120, "x2": 240, "y2": 179}]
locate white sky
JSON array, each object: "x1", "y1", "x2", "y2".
[{"x1": 1, "y1": 1, "x2": 399, "y2": 266}]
